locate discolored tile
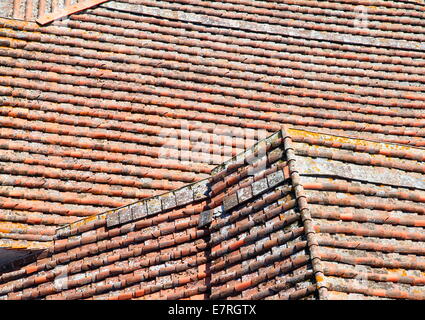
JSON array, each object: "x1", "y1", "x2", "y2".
[
  {"x1": 267, "y1": 170, "x2": 285, "y2": 188},
  {"x1": 192, "y1": 180, "x2": 210, "y2": 200},
  {"x1": 106, "y1": 211, "x2": 120, "y2": 228},
  {"x1": 237, "y1": 186, "x2": 253, "y2": 203},
  {"x1": 146, "y1": 197, "x2": 162, "y2": 215},
  {"x1": 118, "y1": 207, "x2": 133, "y2": 224},
  {"x1": 132, "y1": 202, "x2": 148, "y2": 220},
  {"x1": 223, "y1": 192, "x2": 239, "y2": 211},
  {"x1": 252, "y1": 178, "x2": 269, "y2": 196},
  {"x1": 160, "y1": 193, "x2": 177, "y2": 211},
  {"x1": 174, "y1": 187, "x2": 194, "y2": 206}
]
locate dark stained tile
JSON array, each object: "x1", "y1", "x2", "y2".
[
  {"x1": 223, "y1": 192, "x2": 239, "y2": 212},
  {"x1": 146, "y1": 197, "x2": 162, "y2": 216}
]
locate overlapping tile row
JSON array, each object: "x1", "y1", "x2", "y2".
[
  {"x1": 0, "y1": 128, "x2": 320, "y2": 300},
  {"x1": 1, "y1": 0, "x2": 425, "y2": 251},
  {"x1": 111, "y1": 0, "x2": 425, "y2": 49},
  {"x1": 289, "y1": 128, "x2": 425, "y2": 300},
  {"x1": 0, "y1": 177, "x2": 211, "y2": 300}
]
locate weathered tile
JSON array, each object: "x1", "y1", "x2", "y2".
[
  {"x1": 265, "y1": 130, "x2": 282, "y2": 148},
  {"x1": 118, "y1": 207, "x2": 133, "y2": 224},
  {"x1": 55, "y1": 226, "x2": 70, "y2": 239},
  {"x1": 160, "y1": 193, "x2": 177, "y2": 211},
  {"x1": 254, "y1": 139, "x2": 267, "y2": 157},
  {"x1": 252, "y1": 178, "x2": 269, "y2": 196},
  {"x1": 106, "y1": 211, "x2": 120, "y2": 228},
  {"x1": 192, "y1": 180, "x2": 210, "y2": 200},
  {"x1": 267, "y1": 169, "x2": 285, "y2": 187},
  {"x1": 146, "y1": 197, "x2": 162, "y2": 215},
  {"x1": 198, "y1": 209, "x2": 214, "y2": 228},
  {"x1": 131, "y1": 202, "x2": 147, "y2": 220},
  {"x1": 175, "y1": 187, "x2": 194, "y2": 206},
  {"x1": 267, "y1": 147, "x2": 284, "y2": 163},
  {"x1": 223, "y1": 192, "x2": 239, "y2": 211},
  {"x1": 237, "y1": 186, "x2": 253, "y2": 203}
]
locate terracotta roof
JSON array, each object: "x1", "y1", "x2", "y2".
[
  {"x1": 0, "y1": 127, "x2": 423, "y2": 300},
  {"x1": 0, "y1": 0, "x2": 425, "y2": 294}
]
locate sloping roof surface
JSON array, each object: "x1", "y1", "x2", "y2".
[
  {"x1": 0, "y1": 0, "x2": 425, "y2": 253},
  {"x1": 289, "y1": 129, "x2": 425, "y2": 299},
  {"x1": 0, "y1": 128, "x2": 424, "y2": 300},
  {"x1": 0, "y1": 129, "x2": 314, "y2": 300}
]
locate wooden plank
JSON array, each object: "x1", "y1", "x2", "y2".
[{"x1": 36, "y1": 0, "x2": 110, "y2": 25}]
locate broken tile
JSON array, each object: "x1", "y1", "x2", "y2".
[{"x1": 213, "y1": 205, "x2": 223, "y2": 218}]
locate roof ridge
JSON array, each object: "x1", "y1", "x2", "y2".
[
  {"x1": 0, "y1": 125, "x2": 421, "y2": 254},
  {"x1": 281, "y1": 127, "x2": 329, "y2": 300},
  {"x1": 54, "y1": 126, "x2": 425, "y2": 238},
  {"x1": 287, "y1": 127, "x2": 425, "y2": 152},
  {"x1": 53, "y1": 128, "x2": 287, "y2": 239},
  {"x1": 1, "y1": 126, "x2": 424, "y2": 298},
  {"x1": 103, "y1": 0, "x2": 425, "y2": 52},
  {"x1": 1, "y1": 126, "x2": 423, "y2": 270}
]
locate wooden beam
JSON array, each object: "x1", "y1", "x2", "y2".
[{"x1": 36, "y1": 0, "x2": 110, "y2": 25}]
